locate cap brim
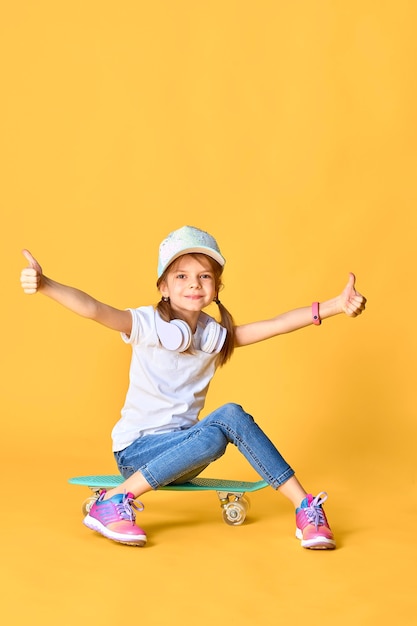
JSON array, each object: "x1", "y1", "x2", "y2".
[{"x1": 159, "y1": 246, "x2": 225, "y2": 277}]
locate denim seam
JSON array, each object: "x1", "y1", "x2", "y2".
[
  {"x1": 139, "y1": 465, "x2": 160, "y2": 490},
  {"x1": 211, "y1": 419, "x2": 294, "y2": 489}
]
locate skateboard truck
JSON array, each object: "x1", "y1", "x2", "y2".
[{"x1": 217, "y1": 491, "x2": 250, "y2": 525}]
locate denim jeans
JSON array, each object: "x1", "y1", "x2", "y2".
[{"x1": 114, "y1": 402, "x2": 294, "y2": 490}]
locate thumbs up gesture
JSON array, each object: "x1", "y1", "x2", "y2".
[
  {"x1": 340, "y1": 272, "x2": 366, "y2": 317},
  {"x1": 20, "y1": 250, "x2": 43, "y2": 294}
]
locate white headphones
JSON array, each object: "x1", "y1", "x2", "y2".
[{"x1": 155, "y1": 311, "x2": 226, "y2": 354}]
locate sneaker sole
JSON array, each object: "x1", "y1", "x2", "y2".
[
  {"x1": 295, "y1": 528, "x2": 336, "y2": 550},
  {"x1": 83, "y1": 514, "x2": 147, "y2": 547}
]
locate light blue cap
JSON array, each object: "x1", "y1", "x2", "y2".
[{"x1": 157, "y1": 226, "x2": 225, "y2": 278}]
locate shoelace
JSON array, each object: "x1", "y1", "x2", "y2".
[
  {"x1": 303, "y1": 492, "x2": 328, "y2": 530},
  {"x1": 115, "y1": 493, "x2": 145, "y2": 522}
]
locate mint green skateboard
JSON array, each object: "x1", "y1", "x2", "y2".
[{"x1": 69, "y1": 474, "x2": 268, "y2": 526}]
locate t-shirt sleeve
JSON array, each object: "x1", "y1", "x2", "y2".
[
  {"x1": 120, "y1": 306, "x2": 156, "y2": 346},
  {"x1": 120, "y1": 308, "x2": 137, "y2": 344}
]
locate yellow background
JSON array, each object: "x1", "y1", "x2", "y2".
[{"x1": 1, "y1": 1, "x2": 416, "y2": 624}]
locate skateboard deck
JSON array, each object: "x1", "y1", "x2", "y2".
[{"x1": 69, "y1": 474, "x2": 268, "y2": 525}]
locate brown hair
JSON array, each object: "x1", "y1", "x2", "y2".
[{"x1": 156, "y1": 253, "x2": 235, "y2": 366}]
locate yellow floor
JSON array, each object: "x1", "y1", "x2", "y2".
[{"x1": 3, "y1": 447, "x2": 415, "y2": 626}]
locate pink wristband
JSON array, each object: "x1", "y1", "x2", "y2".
[{"x1": 312, "y1": 302, "x2": 321, "y2": 325}]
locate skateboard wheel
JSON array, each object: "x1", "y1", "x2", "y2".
[
  {"x1": 239, "y1": 496, "x2": 250, "y2": 513},
  {"x1": 222, "y1": 501, "x2": 246, "y2": 526},
  {"x1": 81, "y1": 496, "x2": 98, "y2": 516}
]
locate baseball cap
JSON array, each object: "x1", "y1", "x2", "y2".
[{"x1": 157, "y1": 226, "x2": 225, "y2": 278}]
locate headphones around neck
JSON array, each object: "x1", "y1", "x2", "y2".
[{"x1": 155, "y1": 311, "x2": 226, "y2": 354}]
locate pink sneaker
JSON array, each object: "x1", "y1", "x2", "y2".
[
  {"x1": 83, "y1": 490, "x2": 147, "y2": 546},
  {"x1": 295, "y1": 492, "x2": 336, "y2": 550}
]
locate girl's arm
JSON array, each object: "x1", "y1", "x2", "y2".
[
  {"x1": 20, "y1": 250, "x2": 132, "y2": 335},
  {"x1": 234, "y1": 273, "x2": 366, "y2": 347}
]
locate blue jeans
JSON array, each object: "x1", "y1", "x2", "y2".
[{"x1": 114, "y1": 403, "x2": 294, "y2": 490}]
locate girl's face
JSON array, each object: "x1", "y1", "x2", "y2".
[{"x1": 160, "y1": 254, "x2": 217, "y2": 321}]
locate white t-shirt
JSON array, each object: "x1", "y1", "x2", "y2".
[{"x1": 111, "y1": 306, "x2": 222, "y2": 452}]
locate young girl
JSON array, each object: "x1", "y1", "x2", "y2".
[{"x1": 20, "y1": 225, "x2": 366, "y2": 549}]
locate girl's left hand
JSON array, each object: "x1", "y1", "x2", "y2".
[{"x1": 340, "y1": 273, "x2": 367, "y2": 317}]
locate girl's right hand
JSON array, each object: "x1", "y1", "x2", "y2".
[{"x1": 20, "y1": 249, "x2": 43, "y2": 294}]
